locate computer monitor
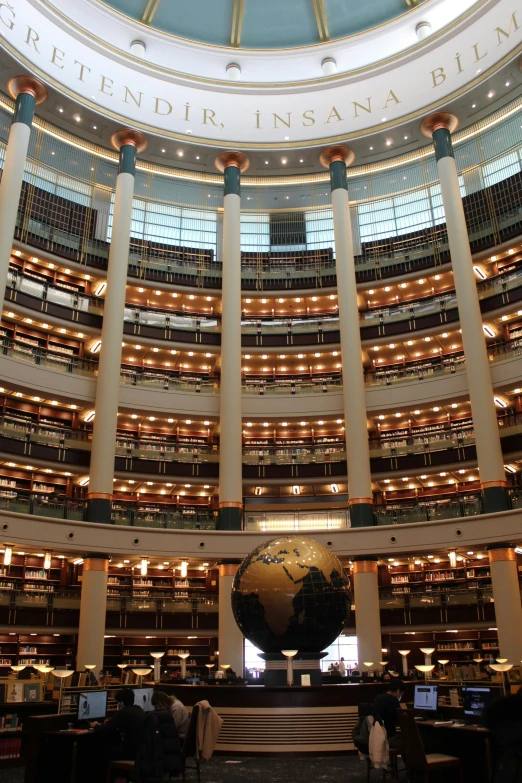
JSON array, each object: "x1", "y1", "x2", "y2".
[
  {"x1": 133, "y1": 687, "x2": 154, "y2": 712},
  {"x1": 414, "y1": 684, "x2": 439, "y2": 712},
  {"x1": 77, "y1": 690, "x2": 107, "y2": 721},
  {"x1": 461, "y1": 687, "x2": 493, "y2": 721}
]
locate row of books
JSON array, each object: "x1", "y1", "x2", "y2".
[
  {"x1": 0, "y1": 737, "x2": 22, "y2": 759},
  {"x1": 0, "y1": 714, "x2": 18, "y2": 730}
]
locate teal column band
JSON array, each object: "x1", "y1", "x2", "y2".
[
  {"x1": 224, "y1": 165, "x2": 240, "y2": 196},
  {"x1": 432, "y1": 127, "x2": 454, "y2": 161},
  {"x1": 85, "y1": 497, "x2": 112, "y2": 524},
  {"x1": 329, "y1": 160, "x2": 348, "y2": 192},
  {"x1": 350, "y1": 503, "x2": 376, "y2": 528},
  {"x1": 218, "y1": 507, "x2": 242, "y2": 531},
  {"x1": 118, "y1": 143, "x2": 137, "y2": 176},
  {"x1": 12, "y1": 92, "x2": 36, "y2": 128},
  {"x1": 482, "y1": 486, "x2": 511, "y2": 514}
]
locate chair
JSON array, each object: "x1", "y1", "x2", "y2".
[
  {"x1": 357, "y1": 703, "x2": 400, "y2": 782},
  {"x1": 106, "y1": 759, "x2": 134, "y2": 783},
  {"x1": 398, "y1": 712, "x2": 463, "y2": 782},
  {"x1": 181, "y1": 704, "x2": 201, "y2": 783}
]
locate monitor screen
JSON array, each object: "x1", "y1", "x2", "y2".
[
  {"x1": 462, "y1": 687, "x2": 493, "y2": 717},
  {"x1": 133, "y1": 687, "x2": 154, "y2": 712},
  {"x1": 77, "y1": 691, "x2": 107, "y2": 721},
  {"x1": 414, "y1": 685, "x2": 438, "y2": 712}
]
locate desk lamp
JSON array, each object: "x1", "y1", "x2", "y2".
[
  {"x1": 490, "y1": 661, "x2": 513, "y2": 695},
  {"x1": 420, "y1": 647, "x2": 436, "y2": 667},
  {"x1": 438, "y1": 659, "x2": 449, "y2": 678},
  {"x1": 205, "y1": 664, "x2": 214, "y2": 678},
  {"x1": 131, "y1": 667, "x2": 152, "y2": 686},
  {"x1": 363, "y1": 662, "x2": 375, "y2": 678},
  {"x1": 398, "y1": 650, "x2": 410, "y2": 678},
  {"x1": 379, "y1": 662, "x2": 389, "y2": 674},
  {"x1": 53, "y1": 669, "x2": 73, "y2": 701},
  {"x1": 150, "y1": 652, "x2": 165, "y2": 683},
  {"x1": 281, "y1": 651, "x2": 298, "y2": 686},
  {"x1": 117, "y1": 663, "x2": 127, "y2": 683},
  {"x1": 10, "y1": 665, "x2": 26, "y2": 680},
  {"x1": 178, "y1": 653, "x2": 190, "y2": 679},
  {"x1": 415, "y1": 664, "x2": 435, "y2": 683}
]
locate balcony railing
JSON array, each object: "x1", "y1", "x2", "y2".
[{"x1": 0, "y1": 489, "x2": 520, "y2": 529}]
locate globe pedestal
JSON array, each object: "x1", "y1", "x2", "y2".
[{"x1": 260, "y1": 652, "x2": 326, "y2": 687}]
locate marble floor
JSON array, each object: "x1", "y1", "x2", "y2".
[{"x1": 0, "y1": 756, "x2": 388, "y2": 783}]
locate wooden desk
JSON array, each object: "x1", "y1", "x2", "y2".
[{"x1": 417, "y1": 720, "x2": 493, "y2": 783}]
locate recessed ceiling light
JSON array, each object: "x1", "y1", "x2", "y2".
[
  {"x1": 487, "y1": 91, "x2": 494, "y2": 98},
  {"x1": 161, "y1": 148, "x2": 166, "y2": 153},
  {"x1": 369, "y1": 146, "x2": 373, "y2": 150},
  {"x1": 404, "y1": 135, "x2": 408, "y2": 140},
  {"x1": 284, "y1": 136, "x2": 290, "y2": 141},
  {"x1": 281, "y1": 157, "x2": 288, "y2": 164},
  {"x1": 472, "y1": 103, "x2": 477, "y2": 108}
]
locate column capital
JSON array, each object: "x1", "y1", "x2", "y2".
[
  {"x1": 319, "y1": 145, "x2": 355, "y2": 168},
  {"x1": 218, "y1": 500, "x2": 243, "y2": 509},
  {"x1": 215, "y1": 151, "x2": 249, "y2": 172},
  {"x1": 421, "y1": 112, "x2": 459, "y2": 138},
  {"x1": 352, "y1": 560, "x2": 378, "y2": 575},
  {"x1": 83, "y1": 557, "x2": 109, "y2": 572},
  {"x1": 488, "y1": 547, "x2": 516, "y2": 563},
  {"x1": 218, "y1": 562, "x2": 240, "y2": 578},
  {"x1": 8, "y1": 76, "x2": 47, "y2": 104},
  {"x1": 111, "y1": 129, "x2": 147, "y2": 152}
]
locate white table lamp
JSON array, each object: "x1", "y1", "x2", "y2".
[
  {"x1": 150, "y1": 652, "x2": 165, "y2": 683},
  {"x1": 398, "y1": 650, "x2": 410, "y2": 678},
  {"x1": 178, "y1": 653, "x2": 190, "y2": 679},
  {"x1": 281, "y1": 650, "x2": 298, "y2": 686}
]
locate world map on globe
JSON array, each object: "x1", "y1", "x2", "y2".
[{"x1": 231, "y1": 536, "x2": 350, "y2": 653}]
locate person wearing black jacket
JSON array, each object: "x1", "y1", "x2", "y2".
[
  {"x1": 485, "y1": 691, "x2": 522, "y2": 782},
  {"x1": 372, "y1": 680, "x2": 405, "y2": 748},
  {"x1": 92, "y1": 688, "x2": 146, "y2": 761},
  {"x1": 134, "y1": 691, "x2": 181, "y2": 783}
]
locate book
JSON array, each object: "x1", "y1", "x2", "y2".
[
  {"x1": 24, "y1": 683, "x2": 41, "y2": 702},
  {"x1": 6, "y1": 684, "x2": 23, "y2": 703}
]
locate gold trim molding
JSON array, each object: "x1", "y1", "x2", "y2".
[
  {"x1": 7, "y1": 76, "x2": 47, "y2": 104},
  {"x1": 349, "y1": 497, "x2": 374, "y2": 506},
  {"x1": 215, "y1": 151, "x2": 250, "y2": 172},
  {"x1": 86, "y1": 492, "x2": 113, "y2": 501},
  {"x1": 353, "y1": 561, "x2": 378, "y2": 575},
  {"x1": 218, "y1": 501, "x2": 243, "y2": 509},
  {"x1": 480, "y1": 481, "x2": 508, "y2": 490},
  {"x1": 421, "y1": 112, "x2": 459, "y2": 138},
  {"x1": 319, "y1": 145, "x2": 355, "y2": 167},
  {"x1": 218, "y1": 563, "x2": 239, "y2": 578},
  {"x1": 489, "y1": 548, "x2": 516, "y2": 563},
  {"x1": 83, "y1": 558, "x2": 109, "y2": 572},
  {"x1": 111, "y1": 130, "x2": 147, "y2": 153}
]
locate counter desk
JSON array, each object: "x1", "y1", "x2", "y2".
[{"x1": 160, "y1": 682, "x2": 405, "y2": 755}]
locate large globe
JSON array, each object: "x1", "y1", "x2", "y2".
[{"x1": 231, "y1": 536, "x2": 350, "y2": 654}]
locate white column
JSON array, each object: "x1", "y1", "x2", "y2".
[
  {"x1": 489, "y1": 548, "x2": 522, "y2": 663},
  {"x1": 76, "y1": 557, "x2": 109, "y2": 673},
  {"x1": 215, "y1": 152, "x2": 249, "y2": 530},
  {"x1": 321, "y1": 147, "x2": 374, "y2": 527},
  {"x1": 422, "y1": 114, "x2": 509, "y2": 513},
  {"x1": 353, "y1": 560, "x2": 382, "y2": 667},
  {"x1": 86, "y1": 130, "x2": 146, "y2": 523},
  {"x1": 218, "y1": 563, "x2": 244, "y2": 676},
  {"x1": 0, "y1": 77, "x2": 47, "y2": 300}
]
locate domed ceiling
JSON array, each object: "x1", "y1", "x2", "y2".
[{"x1": 102, "y1": 0, "x2": 427, "y2": 49}]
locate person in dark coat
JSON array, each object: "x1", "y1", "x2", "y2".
[
  {"x1": 135, "y1": 691, "x2": 181, "y2": 783},
  {"x1": 92, "y1": 688, "x2": 146, "y2": 761},
  {"x1": 485, "y1": 691, "x2": 522, "y2": 783}
]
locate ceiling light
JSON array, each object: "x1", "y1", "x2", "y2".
[
  {"x1": 483, "y1": 325, "x2": 495, "y2": 338},
  {"x1": 292, "y1": 486, "x2": 300, "y2": 495},
  {"x1": 494, "y1": 396, "x2": 507, "y2": 408}
]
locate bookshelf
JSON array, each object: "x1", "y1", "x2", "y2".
[{"x1": 103, "y1": 635, "x2": 217, "y2": 675}]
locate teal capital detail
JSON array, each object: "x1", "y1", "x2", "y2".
[
  {"x1": 13, "y1": 92, "x2": 36, "y2": 128},
  {"x1": 118, "y1": 144, "x2": 137, "y2": 176},
  {"x1": 482, "y1": 486, "x2": 511, "y2": 514},
  {"x1": 224, "y1": 165, "x2": 240, "y2": 197},
  {"x1": 218, "y1": 506, "x2": 242, "y2": 530},
  {"x1": 349, "y1": 503, "x2": 376, "y2": 528},
  {"x1": 432, "y1": 127, "x2": 454, "y2": 162},
  {"x1": 330, "y1": 160, "x2": 348, "y2": 192},
  {"x1": 85, "y1": 497, "x2": 113, "y2": 524}
]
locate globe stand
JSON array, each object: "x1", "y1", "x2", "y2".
[{"x1": 259, "y1": 652, "x2": 327, "y2": 687}]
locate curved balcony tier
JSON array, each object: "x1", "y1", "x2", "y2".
[{"x1": 0, "y1": 339, "x2": 520, "y2": 418}]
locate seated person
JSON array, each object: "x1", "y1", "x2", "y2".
[
  {"x1": 372, "y1": 680, "x2": 405, "y2": 749},
  {"x1": 134, "y1": 691, "x2": 181, "y2": 782},
  {"x1": 166, "y1": 692, "x2": 190, "y2": 737},
  {"x1": 91, "y1": 687, "x2": 146, "y2": 761}
]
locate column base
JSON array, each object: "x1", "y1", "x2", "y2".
[
  {"x1": 259, "y1": 653, "x2": 325, "y2": 687},
  {"x1": 218, "y1": 506, "x2": 242, "y2": 531},
  {"x1": 482, "y1": 486, "x2": 511, "y2": 514},
  {"x1": 349, "y1": 503, "x2": 376, "y2": 528},
  {"x1": 85, "y1": 497, "x2": 113, "y2": 524}
]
